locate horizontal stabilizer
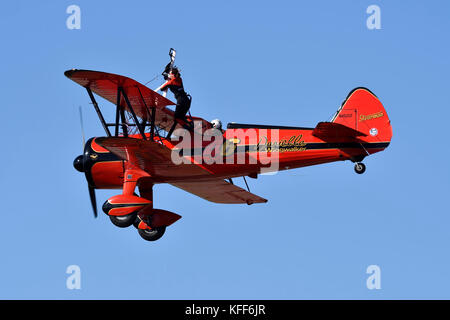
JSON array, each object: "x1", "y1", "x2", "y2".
[{"x1": 312, "y1": 122, "x2": 367, "y2": 140}]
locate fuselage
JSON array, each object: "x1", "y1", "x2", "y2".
[{"x1": 75, "y1": 124, "x2": 389, "y2": 189}]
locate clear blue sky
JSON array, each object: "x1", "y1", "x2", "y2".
[{"x1": 0, "y1": 0, "x2": 449, "y2": 299}]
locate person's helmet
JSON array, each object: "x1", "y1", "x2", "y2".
[{"x1": 211, "y1": 119, "x2": 222, "y2": 130}]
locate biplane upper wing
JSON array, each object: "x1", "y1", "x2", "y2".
[
  {"x1": 96, "y1": 137, "x2": 267, "y2": 204},
  {"x1": 64, "y1": 69, "x2": 212, "y2": 134}
]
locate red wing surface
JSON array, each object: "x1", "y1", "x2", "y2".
[
  {"x1": 96, "y1": 137, "x2": 267, "y2": 204},
  {"x1": 65, "y1": 69, "x2": 212, "y2": 134},
  {"x1": 171, "y1": 180, "x2": 268, "y2": 204},
  {"x1": 95, "y1": 137, "x2": 211, "y2": 181}
]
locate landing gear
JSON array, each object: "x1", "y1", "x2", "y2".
[
  {"x1": 138, "y1": 226, "x2": 166, "y2": 242},
  {"x1": 354, "y1": 162, "x2": 366, "y2": 174},
  {"x1": 109, "y1": 212, "x2": 137, "y2": 228},
  {"x1": 106, "y1": 182, "x2": 177, "y2": 242},
  {"x1": 133, "y1": 215, "x2": 166, "y2": 241},
  {"x1": 105, "y1": 192, "x2": 145, "y2": 228}
]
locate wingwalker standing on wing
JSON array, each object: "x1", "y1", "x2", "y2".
[
  {"x1": 155, "y1": 48, "x2": 192, "y2": 139},
  {"x1": 66, "y1": 61, "x2": 393, "y2": 242}
]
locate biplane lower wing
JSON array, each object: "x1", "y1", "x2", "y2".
[
  {"x1": 95, "y1": 137, "x2": 211, "y2": 180},
  {"x1": 171, "y1": 180, "x2": 268, "y2": 204},
  {"x1": 96, "y1": 137, "x2": 267, "y2": 204}
]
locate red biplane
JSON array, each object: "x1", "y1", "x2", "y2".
[{"x1": 66, "y1": 68, "x2": 392, "y2": 242}]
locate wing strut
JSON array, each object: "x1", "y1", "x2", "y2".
[
  {"x1": 86, "y1": 87, "x2": 111, "y2": 137},
  {"x1": 114, "y1": 88, "x2": 121, "y2": 136},
  {"x1": 119, "y1": 87, "x2": 147, "y2": 140},
  {"x1": 243, "y1": 176, "x2": 250, "y2": 192},
  {"x1": 114, "y1": 88, "x2": 125, "y2": 137},
  {"x1": 136, "y1": 86, "x2": 156, "y2": 140}
]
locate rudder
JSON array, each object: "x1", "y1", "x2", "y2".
[{"x1": 332, "y1": 87, "x2": 392, "y2": 143}]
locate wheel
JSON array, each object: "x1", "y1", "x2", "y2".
[
  {"x1": 138, "y1": 226, "x2": 166, "y2": 241},
  {"x1": 109, "y1": 212, "x2": 137, "y2": 228},
  {"x1": 354, "y1": 162, "x2": 366, "y2": 174}
]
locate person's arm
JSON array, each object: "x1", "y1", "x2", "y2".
[
  {"x1": 154, "y1": 77, "x2": 179, "y2": 92},
  {"x1": 154, "y1": 81, "x2": 169, "y2": 92}
]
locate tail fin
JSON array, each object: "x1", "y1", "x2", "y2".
[{"x1": 332, "y1": 87, "x2": 392, "y2": 143}]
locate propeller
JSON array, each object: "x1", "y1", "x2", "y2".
[
  {"x1": 74, "y1": 106, "x2": 98, "y2": 218},
  {"x1": 79, "y1": 106, "x2": 86, "y2": 149},
  {"x1": 88, "y1": 184, "x2": 98, "y2": 218}
]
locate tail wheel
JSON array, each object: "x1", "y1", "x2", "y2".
[
  {"x1": 109, "y1": 212, "x2": 138, "y2": 228},
  {"x1": 354, "y1": 162, "x2": 366, "y2": 174},
  {"x1": 138, "y1": 226, "x2": 166, "y2": 242}
]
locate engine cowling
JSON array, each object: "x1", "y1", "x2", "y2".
[{"x1": 73, "y1": 137, "x2": 124, "y2": 190}]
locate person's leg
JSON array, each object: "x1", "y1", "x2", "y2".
[
  {"x1": 167, "y1": 100, "x2": 189, "y2": 139},
  {"x1": 174, "y1": 95, "x2": 190, "y2": 119}
]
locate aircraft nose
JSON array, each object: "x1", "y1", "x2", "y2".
[{"x1": 73, "y1": 155, "x2": 84, "y2": 172}]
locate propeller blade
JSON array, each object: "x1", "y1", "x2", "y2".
[
  {"x1": 88, "y1": 184, "x2": 98, "y2": 218},
  {"x1": 79, "y1": 106, "x2": 86, "y2": 149},
  {"x1": 76, "y1": 106, "x2": 96, "y2": 219}
]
